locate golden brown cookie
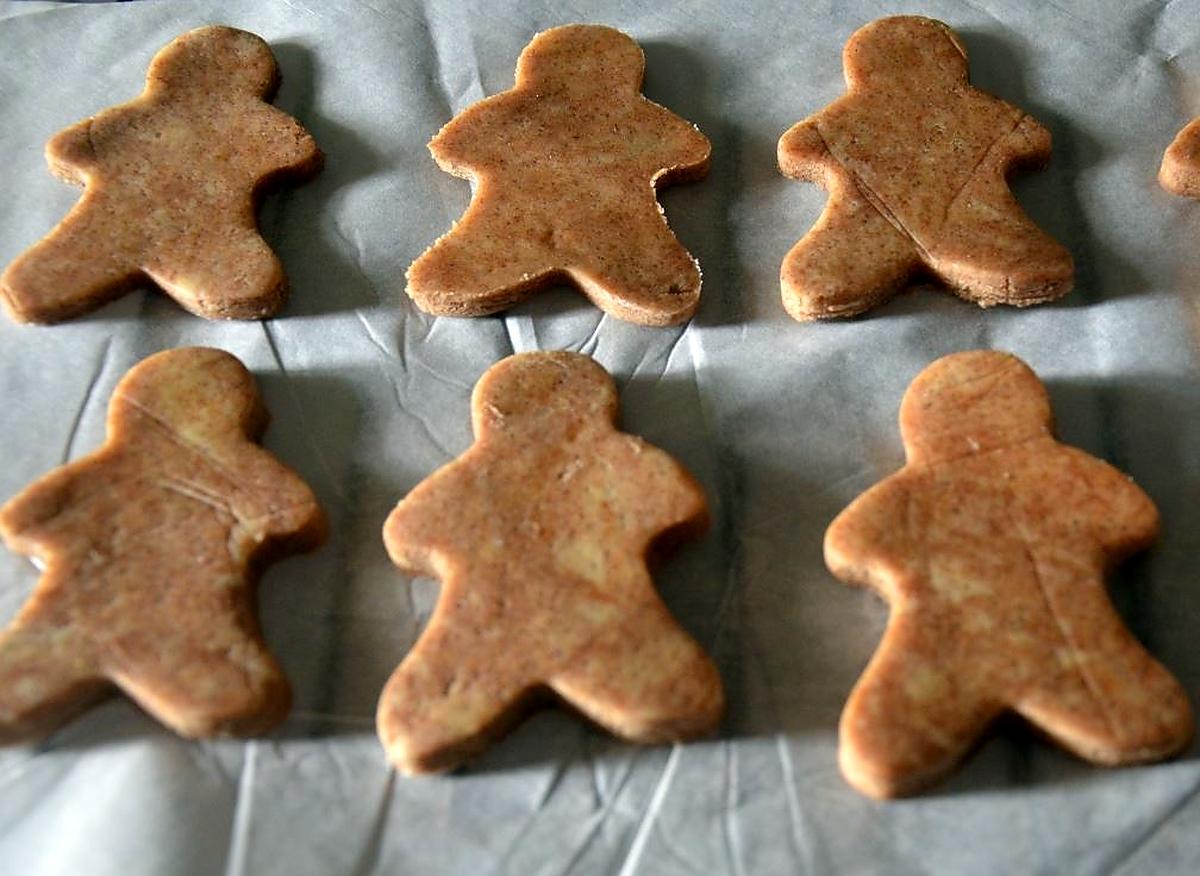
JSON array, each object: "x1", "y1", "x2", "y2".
[
  {"x1": 378, "y1": 351, "x2": 723, "y2": 773},
  {"x1": 824, "y1": 350, "x2": 1192, "y2": 799},
  {"x1": 406, "y1": 25, "x2": 711, "y2": 327},
  {"x1": 0, "y1": 25, "x2": 323, "y2": 324},
  {"x1": 0, "y1": 347, "x2": 327, "y2": 742},
  {"x1": 777, "y1": 16, "x2": 1073, "y2": 321},
  {"x1": 1160, "y1": 119, "x2": 1200, "y2": 196}
]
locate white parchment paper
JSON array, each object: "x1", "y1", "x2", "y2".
[{"x1": 2, "y1": 0, "x2": 1200, "y2": 872}]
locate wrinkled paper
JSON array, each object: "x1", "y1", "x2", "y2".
[{"x1": 2, "y1": 0, "x2": 1200, "y2": 873}]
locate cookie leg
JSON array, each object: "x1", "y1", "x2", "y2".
[
  {"x1": 142, "y1": 229, "x2": 287, "y2": 320},
  {"x1": 1013, "y1": 645, "x2": 1194, "y2": 766},
  {"x1": 931, "y1": 177, "x2": 1073, "y2": 306},
  {"x1": 547, "y1": 605, "x2": 723, "y2": 743},
  {"x1": 406, "y1": 201, "x2": 557, "y2": 318},
  {"x1": 568, "y1": 207, "x2": 702, "y2": 326},
  {"x1": 780, "y1": 176, "x2": 920, "y2": 321},
  {"x1": 0, "y1": 199, "x2": 143, "y2": 324},
  {"x1": 376, "y1": 625, "x2": 534, "y2": 774},
  {"x1": 0, "y1": 624, "x2": 107, "y2": 744},
  {"x1": 838, "y1": 646, "x2": 1003, "y2": 798},
  {"x1": 106, "y1": 627, "x2": 290, "y2": 738}
]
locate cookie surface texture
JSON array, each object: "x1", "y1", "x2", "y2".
[
  {"x1": 0, "y1": 347, "x2": 327, "y2": 742},
  {"x1": 378, "y1": 351, "x2": 723, "y2": 773},
  {"x1": 406, "y1": 24, "x2": 711, "y2": 326},
  {"x1": 1160, "y1": 118, "x2": 1200, "y2": 196},
  {"x1": 824, "y1": 350, "x2": 1192, "y2": 798},
  {"x1": 777, "y1": 16, "x2": 1073, "y2": 320},
  {"x1": 0, "y1": 25, "x2": 323, "y2": 324}
]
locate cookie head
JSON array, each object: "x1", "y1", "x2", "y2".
[
  {"x1": 515, "y1": 24, "x2": 644, "y2": 93},
  {"x1": 471, "y1": 351, "x2": 618, "y2": 440},
  {"x1": 843, "y1": 15, "x2": 969, "y2": 92},
  {"x1": 899, "y1": 350, "x2": 1052, "y2": 463},
  {"x1": 147, "y1": 25, "x2": 278, "y2": 98},
  {"x1": 109, "y1": 347, "x2": 267, "y2": 445}
]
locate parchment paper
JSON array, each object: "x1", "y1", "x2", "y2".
[{"x1": 2, "y1": 0, "x2": 1200, "y2": 872}]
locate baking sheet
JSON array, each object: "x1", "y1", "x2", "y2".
[{"x1": 2, "y1": 0, "x2": 1200, "y2": 872}]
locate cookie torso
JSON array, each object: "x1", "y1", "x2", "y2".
[
  {"x1": 815, "y1": 84, "x2": 1024, "y2": 248},
  {"x1": 378, "y1": 351, "x2": 723, "y2": 773},
  {"x1": 406, "y1": 25, "x2": 710, "y2": 326}
]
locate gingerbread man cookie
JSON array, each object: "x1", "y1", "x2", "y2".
[
  {"x1": 406, "y1": 25, "x2": 711, "y2": 327},
  {"x1": 0, "y1": 347, "x2": 326, "y2": 742},
  {"x1": 1161, "y1": 118, "x2": 1200, "y2": 197},
  {"x1": 824, "y1": 351, "x2": 1191, "y2": 798},
  {"x1": 378, "y1": 351, "x2": 723, "y2": 773},
  {"x1": 778, "y1": 16, "x2": 1073, "y2": 321},
  {"x1": 0, "y1": 26, "x2": 322, "y2": 324}
]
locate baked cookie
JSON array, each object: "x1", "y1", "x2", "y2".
[
  {"x1": 824, "y1": 350, "x2": 1191, "y2": 798},
  {"x1": 378, "y1": 351, "x2": 723, "y2": 773},
  {"x1": 0, "y1": 25, "x2": 323, "y2": 324},
  {"x1": 1161, "y1": 118, "x2": 1200, "y2": 197},
  {"x1": 0, "y1": 347, "x2": 326, "y2": 742},
  {"x1": 406, "y1": 25, "x2": 711, "y2": 326},
  {"x1": 777, "y1": 16, "x2": 1073, "y2": 320}
]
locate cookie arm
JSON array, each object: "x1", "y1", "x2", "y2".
[
  {"x1": 824, "y1": 478, "x2": 911, "y2": 598},
  {"x1": 227, "y1": 447, "x2": 326, "y2": 549},
  {"x1": 619, "y1": 440, "x2": 709, "y2": 545},
  {"x1": 778, "y1": 118, "x2": 831, "y2": 183},
  {"x1": 42, "y1": 117, "x2": 100, "y2": 184},
  {"x1": 1004, "y1": 114, "x2": 1053, "y2": 172},
  {"x1": 1060, "y1": 449, "x2": 1159, "y2": 562},
  {"x1": 45, "y1": 119, "x2": 97, "y2": 185},
  {"x1": 0, "y1": 465, "x2": 88, "y2": 554},
  {"x1": 642, "y1": 103, "x2": 711, "y2": 183},
  {"x1": 427, "y1": 98, "x2": 509, "y2": 174},
  {"x1": 254, "y1": 106, "x2": 323, "y2": 180},
  {"x1": 382, "y1": 470, "x2": 462, "y2": 577}
]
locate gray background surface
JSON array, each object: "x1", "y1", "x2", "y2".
[{"x1": 1, "y1": 0, "x2": 1199, "y2": 873}]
